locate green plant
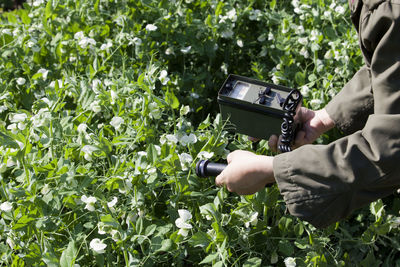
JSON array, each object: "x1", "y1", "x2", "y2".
[{"x1": 1, "y1": 0, "x2": 399, "y2": 266}]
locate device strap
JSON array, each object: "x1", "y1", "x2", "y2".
[{"x1": 278, "y1": 89, "x2": 302, "y2": 153}]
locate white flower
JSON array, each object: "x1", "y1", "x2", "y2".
[
  {"x1": 79, "y1": 37, "x2": 96, "y2": 49},
  {"x1": 165, "y1": 47, "x2": 174, "y2": 55},
  {"x1": 11, "y1": 115, "x2": 27, "y2": 131},
  {"x1": 37, "y1": 68, "x2": 49, "y2": 80},
  {"x1": 16, "y1": 140, "x2": 24, "y2": 150},
  {"x1": 0, "y1": 201, "x2": 12, "y2": 212},
  {"x1": 81, "y1": 145, "x2": 98, "y2": 161},
  {"x1": 2, "y1": 29, "x2": 11, "y2": 35},
  {"x1": 98, "y1": 222, "x2": 107, "y2": 235},
  {"x1": 180, "y1": 105, "x2": 190, "y2": 116},
  {"x1": 100, "y1": 40, "x2": 112, "y2": 51},
  {"x1": 391, "y1": 217, "x2": 400, "y2": 228},
  {"x1": 74, "y1": 31, "x2": 85, "y2": 40},
  {"x1": 0, "y1": 105, "x2": 7, "y2": 113},
  {"x1": 149, "y1": 102, "x2": 162, "y2": 119},
  {"x1": 31, "y1": 108, "x2": 51, "y2": 128},
  {"x1": 284, "y1": 257, "x2": 296, "y2": 267},
  {"x1": 198, "y1": 151, "x2": 214, "y2": 160},
  {"x1": 110, "y1": 90, "x2": 118, "y2": 104},
  {"x1": 298, "y1": 37, "x2": 308, "y2": 46},
  {"x1": 6, "y1": 237, "x2": 15, "y2": 249},
  {"x1": 110, "y1": 116, "x2": 124, "y2": 130},
  {"x1": 179, "y1": 153, "x2": 193, "y2": 171},
  {"x1": 107, "y1": 197, "x2": 118, "y2": 208},
  {"x1": 0, "y1": 163, "x2": 6, "y2": 173},
  {"x1": 7, "y1": 123, "x2": 18, "y2": 134},
  {"x1": 159, "y1": 70, "x2": 170, "y2": 85},
  {"x1": 190, "y1": 92, "x2": 199, "y2": 99},
  {"x1": 90, "y1": 100, "x2": 101, "y2": 113},
  {"x1": 221, "y1": 29, "x2": 234, "y2": 39},
  {"x1": 227, "y1": 9, "x2": 237, "y2": 21},
  {"x1": 180, "y1": 46, "x2": 191, "y2": 54},
  {"x1": 77, "y1": 123, "x2": 88, "y2": 134},
  {"x1": 300, "y1": 85, "x2": 311, "y2": 97},
  {"x1": 41, "y1": 184, "x2": 50, "y2": 195},
  {"x1": 90, "y1": 238, "x2": 107, "y2": 254},
  {"x1": 81, "y1": 195, "x2": 97, "y2": 211},
  {"x1": 244, "y1": 212, "x2": 259, "y2": 228},
  {"x1": 299, "y1": 47, "x2": 309, "y2": 58},
  {"x1": 161, "y1": 134, "x2": 178, "y2": 144},
  {"x1": 110, "y1": 229, "x2": 120, "y2": 241},
  {"x1": 31, "y1": 0, "x2": 45, "y2": 7},
  {"x1": 310, "y1": 99, "x2": 322, "y2": 109},
  {"x1": 249, "y1": 9, "x2": 261, "y2": 20},
  {"x1": 133, "y1": 37, "x2": 142, "y2": 45},
  {"x1": 310, "y1": 29, "x2": 320, "y2": 41},
  {"x1": 175, "y1": 209, "x2": 192, "y2": 237},
  {"x1": 16, "y1": 78, "x2": 26, "y2": 85},
  {"x1": 335, "y1": 6, "x2": 345, "y2": 14},
  {"x1": 145, "y1": 24, "x2": 158, "y2": 31},
  {"x1": 237, "y1": 39, "x2": 243, "y2": 47},
  {"x1": 179, "y1": 133, "x2": 197, "y2": 145},
  {"x1": 323, "y1": 10, "x2": 331, "y2": 17}
]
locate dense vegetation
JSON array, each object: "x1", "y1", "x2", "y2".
[{"x1": 1, "y1": 0, "x2": 400, "y2": 266}]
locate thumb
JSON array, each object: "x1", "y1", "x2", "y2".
[
  {"x1": 294, "y1": 130, "x2": 306, "y2": 148},
  {"x1": 215, "y1": 172, "x2": 225, "y2": 187}
]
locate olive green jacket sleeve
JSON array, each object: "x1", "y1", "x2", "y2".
[
  {"x1": 325, "y1": 66, "x2": 373, "y2": 134},
  {"x1": 273, "y1": 0, "x2": 400, "y2": 228}
]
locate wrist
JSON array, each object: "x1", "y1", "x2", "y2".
[
  {"x1": 315, "y1": 108, "x2": 335, "y2": 134},
  {"x1": 255, "y1": 155, "x2": 275, "y2": 185}
]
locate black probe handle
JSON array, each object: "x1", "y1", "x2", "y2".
[
  {"x1": 195, "y1": 160, "x2": 274, "y2": 187},
  {"x1": 196, "y1": 160, "x2": 227, "y2": 177}
]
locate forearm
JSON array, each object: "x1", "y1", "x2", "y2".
[
  {"x1": 325, "y1": 66, "x2": 374, "y2": 134},
  {"x1": 274, "y1": 115, "x2": 400, "y2": 228}
]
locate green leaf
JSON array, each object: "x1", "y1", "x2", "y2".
[
  {"x1": 270, "y1": 0, "x2": 276, "y2": 9},
  {"x1": 243, "y1": 257, "x2": 262, "y2": 267},
  {"x1": 0, "y1": 132, "x2": 19, "y2": 149},
  {"x1": 370, "y1": 199, "x2": 384, "y2": 220},
  {"x1": 13, "y1": 215, "x2": 36, "y2": 230},
  {"x1": 189, "y1": 231, "x2": 211, "y2": 248},
  {"x1": 278, "y1": 240, "x2": 294, "y2": 257},
  {"x1": 146, "y1": 144, "x2": 158, "y2": 164},
  {"x1": 154, "y1": 238, "x2": 173, "y2": 253},
  {"x1": 165, "y1": 90, "x2": 179, "y2": 109},
  {"x1": 60, "y1": 241, "x2": 77, "y2": 267},
  {"x1": 19, "y1": 9, "x2": 31, "y2": 25},
  {"x1": 45, "y1": 0, "x2": 52, "y2": 19},
  {"x1": 101, "y1": 214, "x2": 120, "y2": 228},
  {"x1": 199, "y1": 252, "x2": 219, "y2": 264}
]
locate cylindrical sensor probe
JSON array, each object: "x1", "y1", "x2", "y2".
[{"x1": 196, "y1": 160, "x2": 227, "y2": 177}]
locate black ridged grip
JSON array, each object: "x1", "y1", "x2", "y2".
[{"x1": 196, "y1": 160, "x2": 227, "y2": 177}]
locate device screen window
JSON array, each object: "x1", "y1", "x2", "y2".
[{"x1": 229, "y1": 82, "x2": 250, "y2": 100}]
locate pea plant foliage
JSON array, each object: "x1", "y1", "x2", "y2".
[{"x1": 1, "y1": 0, "x2": 400, "y2": 266}]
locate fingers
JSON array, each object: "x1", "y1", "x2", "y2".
[
  {"x1": 268, "y1": 135, "x2": 278, "y2": 153},
  {"x1": 293, "y1": 130, "x2": 306, "y2": 149},
  {"x1": 215, "y1": 172, "x2": 224, "y2": 187},
  {"x1": 248, "y1": 136, "x2": 261, "y2": 142}
]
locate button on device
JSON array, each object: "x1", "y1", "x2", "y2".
[
  {"x1": 258, "y1": 87, "x2": 271, "y2": 104},
  {"x1": 275, "y1": 93, "x2": 286, "y2": 107}
]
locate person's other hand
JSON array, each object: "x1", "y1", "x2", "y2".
[
  {"x1": 268, "y1": 107, "x2": 335, "y2": 152},
  {"x1": 215, "y1": 150, "x2": 275, "y2": 195}
]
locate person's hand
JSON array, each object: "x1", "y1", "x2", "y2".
[
  {"x1": 268, "y1": 107, "x2": 335, "y2": 152},
  {"x1": 215, "y1": 150, "x2": 275, "y2": 195}
]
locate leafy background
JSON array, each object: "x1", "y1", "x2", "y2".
[{"x1": 1, "y1": 0, "x2": 400, "y2": 266}]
